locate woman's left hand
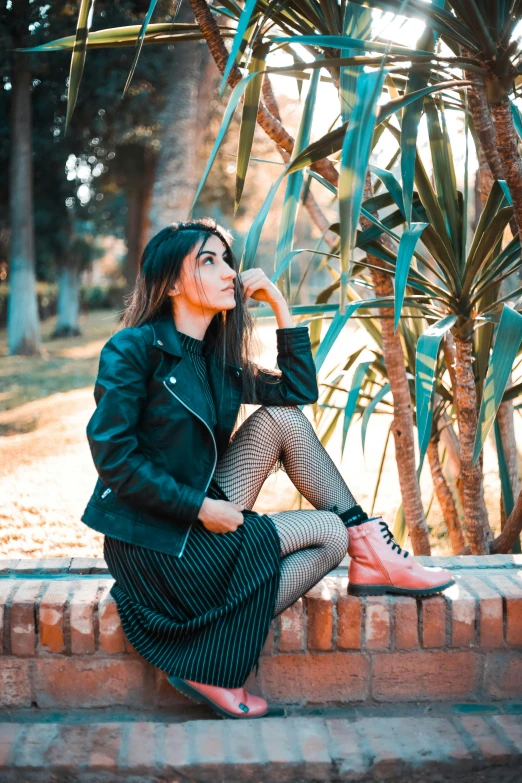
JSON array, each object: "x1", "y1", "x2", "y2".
[{"x1": 238, "y1": 268, "x2": 283, "y2": 306}]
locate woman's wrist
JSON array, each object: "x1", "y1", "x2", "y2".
[{"x1": 269, "y1": 295, "x2": 294, "y2": 329}]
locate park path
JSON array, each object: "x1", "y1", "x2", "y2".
[{"x1": 0, "y1": 310, "x2": 511, "y2": 558}]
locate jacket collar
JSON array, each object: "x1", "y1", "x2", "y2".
[
  {"x1": 148, "y1": 310, "x2": 242, "y2": 372},
  {"x1": 147, "y1": 310, "x2": 244, "y2": 445}
]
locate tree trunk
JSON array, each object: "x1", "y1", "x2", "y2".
[
  {"x1": 497, "y1": 379, "x2": 520, "y2": 546},
  {"x1": 360, "y1": 173, "x2": 431, "y2": 555},
  {"x1": 427, "y1": 439, "x2": 466, "y2": 554},
  {"x1": 489, "y1": 97, "x2": 522, "y2": 240},
  {"x1": 7, "y1": 52, "x2": 41, "y2": 357},
  {"x1": 123, "y1": 144, "x2": 157, "y2": 294},
  {"x1": 53, "y1": 261, "x2": 81, "y2": 337},
  {"x1": 188, "y1": 0, "x2": 339, "y2": 188},
  {"x1": 453, "y1": 337, "x2": 490, "y2": 554},
  {"x1": 148, "y1": 3, "x2": 211, "y2": 234},
  {"x1": 490, "y1": 486, "x2": 522, "y2": 553}
]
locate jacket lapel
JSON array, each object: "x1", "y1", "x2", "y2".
[{"x1": 149, "y1": 311, "x2": 243, "y2": 439}]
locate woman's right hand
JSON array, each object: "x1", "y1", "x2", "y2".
[{"x1": 197, "y1": 497, "x2": 245, "y2": 534}]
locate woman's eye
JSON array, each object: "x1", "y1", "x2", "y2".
[{"x1": 203, "y1": 257, "x2": 213, "y2": 265}]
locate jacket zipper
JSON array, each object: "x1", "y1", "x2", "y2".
[{"x1": 163, "y1": 379, "x2": 218, "y2": 557}]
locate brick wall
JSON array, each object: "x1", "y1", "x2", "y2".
[{"x1": 0, "y1": 556, "x2": 521, "y2": 710}]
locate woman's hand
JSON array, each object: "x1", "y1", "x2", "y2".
[
  {"x1": 238, "y1": 268, "x2": 283, "y2": 306},
  {"x1": 197, "y1": 497, "x2": 245, "y2": 534}
]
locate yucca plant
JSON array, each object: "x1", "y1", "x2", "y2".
[
  {"x1": 349, "y1": 0, "x2": 522, "y2": 239},
  {"x1": 31, "y1": 1, "x2": 522, "y2": 554}
]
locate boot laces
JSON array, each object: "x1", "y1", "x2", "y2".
[{"x1": 378, "y1": 519, "x2": 409, "y2": 558}]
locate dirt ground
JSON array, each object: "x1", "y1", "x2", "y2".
[{"x1": 0, "y1": 308, "x2": 513, "y2": 558}]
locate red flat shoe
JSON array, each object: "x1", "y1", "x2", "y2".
[{"x1": 168, "y1": 675, "x2": 269, "y2": 719}]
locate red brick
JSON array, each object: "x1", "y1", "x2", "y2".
[
  {"x1": 10, "y1": 580, "x2": 44, "y2": 655},
  {"x1": 492, "y1": 715, "x2": 522, "y2": 753},
  {"x1": 279, "y1": 599, "x2": 304, "y2": 652},
  {"x1": 364, "y1": 596, "x2": 391, "y2": 650},
  {"x1": 460, "y1": 715, "x2": 515, "y2": 763},
  {"x1": 124, "y1": 633, "x2": 137, "y2": 654},
  {"x1": 421, "y1": 595, "x2": 446, "y2": 648},
  {"x1": 0, "y1": 658, "x2": 32, "y2": 707},
  {"x1": 485, "y1": 651, "x2": 522, "y2": 699},
  {"x1": 325, "y1": 718, "x2": 369, "y2": 778},
  {"x1": 391, "y1": 716, "x2": 472, "y2": 765},
  {"x1": 0, "y1": 722, "x2": 23, "y2": 766},
  {"x1": 485, "y1": 574, "x2": 522, "y2": 645},
  {"x1": 259, "y1": 719, "x2": 302, "y2": 766},
  {"x1": 13, "y1": 559, "x2": 43, "y2": 574},
  {"x1": 0, "y1": 560, "x2": 20, "y2": 575},
  {"x1": 39, "y1": 558, "x2": 72, "y2": 573},
  {"x1": 337, "y1": 594, "x2": 362, "y2": 649},
  {"x1": 69, "y1": 580, "x2": 100, "y2": 654},
  {"x1": 125, "y1": 722, "x2": 157, "y2": 771},
  {"x1": 0, "y1": 581, "x2": 17, "y2": 655},
  {"x1": 372, "y1": 651, "x2": 479, "y2": 701},
  {"x1": 69, "y1": 558, "x2": 96, "y2": 574},
  {"x1": 258, "y1": 652, "x2": 370, "y2": 704},
  {"x1": 393, "y1": 597, "x2": 418, "y2": 649},
  {"x1": 306, "y1": 583, "x2": 333, "y2": 650},
  {"x1": 223, "y1": 717, "x2": 268, "y2": 778},
  {"x1": 260, "y1": 619, "x2": 275, "y2": 656},
  {"x1": 163, "y1": 723, "x2": 191, "y2": 771},
  {"x1": 356, "y1": 717, "x2": 411, "y2": 777},
  {"x1": 38, "y1": 580, "x2": 70, "y2": 654},
  {"x1": 43, "y1": 724, "x2": 95, "y2": 767},
  {"x1": 34, "y1": 657, "x2": 155, "y2": 709},
  {"x1": 290, "y1": 716, "x2": 332, "y2": 779},
  {"x1": 13, "y1": 724, "x2": 59, "y2": 768},
  {"x1": 184, "y1": 720, "x2": 226, "y2": 778},
  {"x1": 88, "y1": 723, "x2": 124, "y2": 769},
  {"x1": 154, "y1": 668, "x2": 201, "y2": 710},
  {"x1": 97, "y1": 583, "x2": 125, "y2": 654},
  {"x1": 443, "y1": 579, "x2": 476, "y2": 647},
  {"x1": 461, "y1": 574, "x2": 503, "y2": 648}
]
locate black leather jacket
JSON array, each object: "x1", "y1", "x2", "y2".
[{"x1": 81, "y1": 310, "x2": 319, "y2": 557}]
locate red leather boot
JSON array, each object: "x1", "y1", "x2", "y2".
[
  {"x1": 168, "y1": 676, "x2": 268, "y2": 719},
  {"x1": 347, "y1": 516, "x2": 454, "y2": 596}
]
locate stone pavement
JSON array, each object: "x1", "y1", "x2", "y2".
[{"x1": 0, "y1": 703, "x2": 521, "y2": 782}]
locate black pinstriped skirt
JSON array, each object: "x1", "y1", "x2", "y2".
[{"x1": 103, "y1": 478, "x2": 281, "y2": 688}]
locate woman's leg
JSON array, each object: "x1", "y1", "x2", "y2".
[
  {"x1": 213, "y1": 405, "x2": 361, "y2": 515},
  {"x1": 213, "y1": 405, "x2": 364, "y2": 616}
]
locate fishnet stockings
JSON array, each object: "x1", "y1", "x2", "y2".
[{"x1": 212, "y1": 406, "x2": 361, "y2": 617}]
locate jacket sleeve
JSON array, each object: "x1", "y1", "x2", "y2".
[
  {"x1": 243, "y1": 325, "x2": 319, "y2": 406},
  {"x1": 86, "y1": 328, "x2": 207, "y2": 526}
]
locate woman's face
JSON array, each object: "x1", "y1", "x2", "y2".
[{"x1": 172, "y1": 233, "x2": 238, "y2": 315}]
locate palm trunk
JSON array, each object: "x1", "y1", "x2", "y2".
[
  {"x1": 490, "y1": 488, "x2": 522, "y2": 553},
  {"x1": 361, "y1": 174, "x2": 431, "y2": 555},
  {"x1": 189, "y1": 0, "x2": 339, "y2": 188},
  {"x1": 488, "y1": 97, "x2": 522, "y2": 239},
  {"x1": 464, "y1": 67, "x2": 518, "y2": 235},
  {"x1": 427, "y1": 439, "x2": 466, "y2": 554},
  {"x1": 7, "y1": 52, "x2": 41, "y2": 356},
  {"x1": 453, "y1": 337, "x2": 490, "y2": 554}
]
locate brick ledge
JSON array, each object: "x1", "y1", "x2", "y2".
[
  {"x1": 0, "y1": 712, "x2": 521, "y2": 782},
  {"x1": 0, "y1": 556, "x2": 521, "y2": 710}
]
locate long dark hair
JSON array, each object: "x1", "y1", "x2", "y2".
[{"x1": 119, "y1": 217, "x2": 276, "y2": 407}]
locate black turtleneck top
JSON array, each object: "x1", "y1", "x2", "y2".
[{"x1": 178, "y1": 331, "x2": 217, "y2": 428}]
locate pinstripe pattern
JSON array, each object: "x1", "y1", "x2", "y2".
[
  {"x1": 178, "y1": 331, "x2": 217, "y2": 426},
  {"x1": 103, "y1": 331, "x2": 282, "y2": 688}
]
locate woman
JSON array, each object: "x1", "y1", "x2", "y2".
[{"x1": 82, "y1": 217, "x2": 454, "y2": 720}]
